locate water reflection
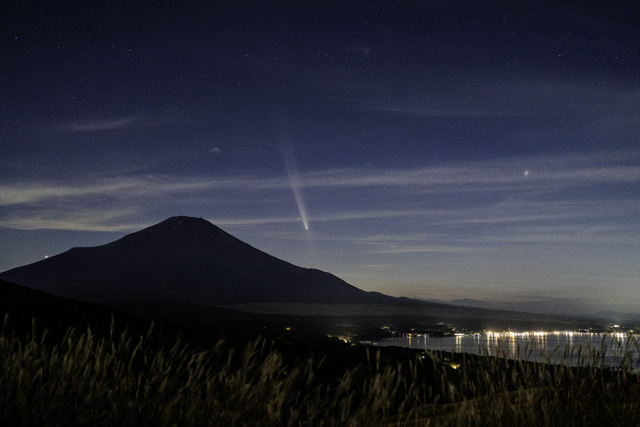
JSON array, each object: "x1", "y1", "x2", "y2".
[{"x1": 373, "y1": 332, "x2": 640, "y2": 369}]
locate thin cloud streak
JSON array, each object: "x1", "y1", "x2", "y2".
[
  {"x1": 1, "y1": 151, "x2": 638, "y2": 246},
  {"x1": 211, "y1": 216, "x2": 299, "y2": 226},
  {"x1": 373, "y1": 245, "x2": 476, "y2": 254},
  {"x1": 58, "y1": 117, "x2": 140, "y2": 132},
  {"x1": 0, "y1": 175, "x2": 287, "y2": 206},
  {"x1": 367, "y1": 105, "x2": 523, "y2": 118},
  {"x1": 2, "y1": 151, "x2": 638, "y2": 207},
  {"x1": 0, "y1": 208, "x2": 147, "y2": 232}
]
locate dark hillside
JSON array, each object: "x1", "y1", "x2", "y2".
[{"x1": 0, "y1": 279, "x2": 149, "y2": 342}]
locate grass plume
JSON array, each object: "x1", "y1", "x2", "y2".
[{"x1": 1, "y1": 314, "x2": 639, "y2": 426}]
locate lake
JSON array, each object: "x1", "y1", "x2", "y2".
[{"x1": 366, "y1": 331, "x2": 640, "y2": 369}]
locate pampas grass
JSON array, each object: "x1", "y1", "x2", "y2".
[{"x1": 1, "y1": 314, "x2": 639, "y2": 426}]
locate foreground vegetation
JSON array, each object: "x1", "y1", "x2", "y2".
[{"x1": 1, "y1": 315, "x2": 639, "y2": 426}]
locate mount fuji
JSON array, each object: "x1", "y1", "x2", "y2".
[{"x1": 0, "y1": 216, "x2": 394, "y2": 307}]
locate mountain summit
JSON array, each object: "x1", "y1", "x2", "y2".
[{"x1": 0, "y1": 216, "x2": 389, "y2": 305}]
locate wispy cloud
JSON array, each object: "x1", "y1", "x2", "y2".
[
  {"x1": 0, "y1": 175, "x2": 286, "y2": 206},
  {"x1": 211, "y1": 216, "x2": 299, "y2": 226},
  {"x1": 372, "y1": 244, "x2": 476, "y2": 254},
  {"x1": 299, "y1": 152, "x2": 640, "y2": 190},
  {"x1": 58, "y1": 117, "x2": 140, "y2": 132},
  {"x1": 366, "y1": 105, "x2": 522, "y2": 118},
  {"x1": 310, "y1": 93, "x2": 522, "y2": 118},
  {"x1": 1, "y1": 151, "x2": 638, "y2": 237},
  {"x1": 0, "y1": 208, "x2": 146, "y2": 232},
  {"x1": 0, "y1": 179, "x2": 143, "y2": 206},
  {"x1": 2, "y1": 150, "x2": 638, "y2": 206}
]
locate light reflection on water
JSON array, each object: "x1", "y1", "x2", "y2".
[{"x1": 372, "y1": 332, "x2": 640, "y2": 369}]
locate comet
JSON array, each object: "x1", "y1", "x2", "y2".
[
  {"x1": 273, "y1": 109, "x2": 310, "y2": 232},
  {"x1": 281, "y1": 142, "x2": 309, "y2": 231}
]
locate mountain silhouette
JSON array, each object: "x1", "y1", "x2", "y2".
[{"x1": 0, "y1": 216, "x2": 393, "y2": 306}]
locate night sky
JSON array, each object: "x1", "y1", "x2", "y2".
[{"x1": 2, "y1": 1, "x2": 639, "y2": 315}]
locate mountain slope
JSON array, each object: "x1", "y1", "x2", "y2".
[
  {"x1": 0, "y1": 278, "x2": 154, "y2": 342},
  {"x1": 0, "y1": 216, "x2": 392, "y2": 305}
]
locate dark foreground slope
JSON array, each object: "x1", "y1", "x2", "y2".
[
  {"x1": 0, "y1": 278, "x2": 363, "y2": 343},
  {"x1": 0, "y1": 278, "x2": 150, "y2": 341},
  {"x1": 0, "y1": 216, "x2": 392, "y2": 306},
  {"x1": 2, "y1": 282, "x2": 638, "y2": 427}
]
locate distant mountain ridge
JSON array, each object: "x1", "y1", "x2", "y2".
[
  {"x1": 436, "y1": 298, "x2": 638, "y2": 322},
  {"x1": 0, "y1": 216, "x2": 393, "y2": 306}
]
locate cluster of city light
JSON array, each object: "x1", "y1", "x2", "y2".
[
  {"x1": 483, "y1": 331, "x2": 633, "y2": 339},
  {"x1": 398, "y1": 330, "x2": 635, "y2": 340},
  {"x1": 485, "y1": 331, "x2": 549, "y2": 337}
]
